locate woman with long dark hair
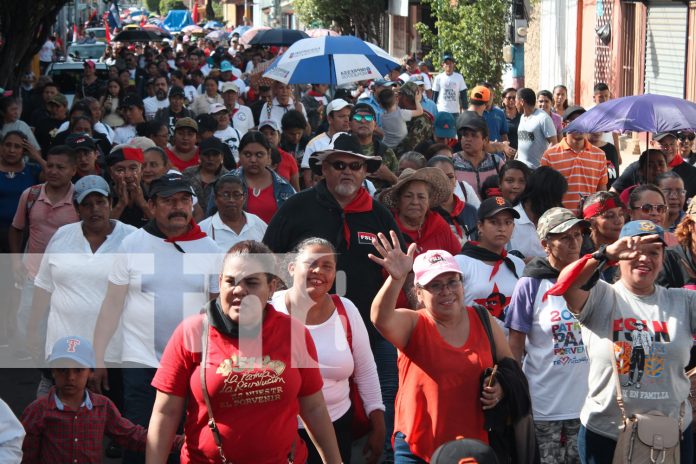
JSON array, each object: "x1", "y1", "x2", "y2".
[{"x1": 509, "y1": 166, "x2": 568, "y2": 260}]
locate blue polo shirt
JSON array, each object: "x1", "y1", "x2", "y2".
[{"x1": 483, "y1": 107, "x2": 509, "y2": 142}]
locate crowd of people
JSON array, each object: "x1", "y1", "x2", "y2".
[{"x1": 2, "y1": 29, "x2": 696, "y2": 464}]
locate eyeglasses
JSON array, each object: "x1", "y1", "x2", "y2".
[
  {"x1": 419, "y1": 278, "x2": 462, "y2": 294},
  {"x1": 662, "y1": 188, "x2": 686, "y2": 197},
  {"x1": 327, "y1": 160, "x2": 365, "y2": 171},
  {"x1": 633, "y1": 203, "x2": 667, "y2": 214},
  {"x1": 217, "y1": 191, "x2": 245, "y2": 201},
  {"x1": 351, "y1": 114, "x2": 375, "y2": 122},
  {"x1": 678, "y1": 132, "x2": 696, "y2": 141}
]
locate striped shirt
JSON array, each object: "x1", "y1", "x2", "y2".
[{"x1": 541, "y1": 138, "x2": 608, "y2": 214}]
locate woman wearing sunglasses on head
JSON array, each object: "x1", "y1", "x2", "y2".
[
  {"x1": 222, "y1": 131, "x2": 296, "y2": 224},
  {"x1": 369, "y1": 234, "x2": 526, "y2": 464},
  {"x1": 628, "y1": 184, "x2": 678, "y2": 246}
]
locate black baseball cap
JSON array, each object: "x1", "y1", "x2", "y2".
[
  {"x1": 456, "y1": 111, "x2": 489, "y2": 138},
  {"x1": 66, "y1": 133, "x2": 97, "y2": 151},
  {"x1": 148, "y1": 173, "x2": 194, "y2": 199},
  {"x1": 478, "y1": 196, "x2": 520, "y2": 221},
  {"x1": 169, "y1": 86, "x2": 186, "y2": 98},
  {"x1": 431, "y1": 438, "x2": 499, "y2": 464},
  {"x1": 563, "y1": 105, "x2": 586, "y2": 122},
  {"x1": 120, "y1": 94, "x2": 144, "y2": 109},
  {"x1": 199, "y1": 137, "x2": 226, "y2": 156},
  {"x1": 350, "y1": 102, "x2": 377, "y2": 118}
]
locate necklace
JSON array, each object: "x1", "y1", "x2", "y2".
[
  {"x1": 252, "y1": 187, "x2": 261, "y2": 197},
  {"x1": 5, "y1": 171, "x2": 16, "y2": 179}
]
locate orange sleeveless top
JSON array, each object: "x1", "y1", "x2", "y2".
[{"x1": 393, "y1": 307, "x2": 494, "y2": 461}]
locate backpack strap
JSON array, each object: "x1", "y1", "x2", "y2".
[
  {"x1": 200, "y1": 316, "x2": 229, "y2": 464},
  {"x1": 25, "y1": 184, "x2": 43, "y2": 224},
  {"x1": 458, "y1": 181, "x2": 468, "y2": 202},
  {"x1": 331, "y1": 294, "x2": 353, "y2": 352},
  {"x1": 472, "y1": 303, "x2": 497, "y2": 363}
]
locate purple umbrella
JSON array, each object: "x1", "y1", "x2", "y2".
[{"x1": 565, "y1": 93, "x2": 696, "y2": 134}]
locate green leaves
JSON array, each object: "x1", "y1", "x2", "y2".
[
  {"x1": 295, "y1": 0, "x2": 385, "y2": 46},
  {"x1": 416, "y1": 0, "x2": 509, "y2": 89}
]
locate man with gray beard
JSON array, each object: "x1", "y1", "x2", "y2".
[{"x1": 263, "y1": 132, "x2": 405, "y2": 459}]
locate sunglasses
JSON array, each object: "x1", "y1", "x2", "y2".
[
  {"x1": 351, "y1": 114, "x2": 375, "y2": 122},
  {"x1": 634, "y1": 203, "x2": 667, "y2": 214},
  {"x1": 327, "y1": 160, "x2": 365, "y2": 171},
  {"x1": 679, "y1": 133, "x2": 696, "y2": 141}
]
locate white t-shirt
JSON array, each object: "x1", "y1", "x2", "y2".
[
  {"x1": 198, "y1": 211, "x2": 267, "y2": 251},
  {"x1": 231, "y1": 104, "x2": 255, "y2": 138},
  {"x1": 108, "y1": 228, "x2": 221, "y2": 367},
  {"x1": 214, "y1": 126, "x2": 241, "y2": 161},
  {"x1": 259, "y1": 98, "x2": 307, "y2": 130},
  {"x1": 143, "y1": 97, "x2": 170, "y2": 121},
  {"x1": 39, "y1": 40, "x2": 55, "y2": 62},
  {"x1": 455, "y1": 253, "x2": 525, "y2": 327},
  {"x1": 578, "y1": 280, "x2": 696, "y2": 439},
  {"x1": 34, "y1": 221, "x2": 136, "y2": 363},
  {"x1": 113, "y1": 124, "x2": 137, "y2": 145},
  {"x1": 454, "y1": 180, "x2": 481, "y2": 209},
  {"x1": 505, "y1": 276, "x2": 589, "y2": 420},
  {"x1": 508, "y1": 204, "x2": 545, "y2": 259},
  {"x1": 432, "y1": 72, "x2": 467, "y2": 113},
  {"x1": 300, "y1": 132, "x2": 331, "y2": 169},
  {"x1": 56, "y1": 120, "x2": 114, "y2": 144},
  {"x1": 517, "y1": 109, "x2": 557, "y2": 169},
  {"x1": 271, "y1": 290, "x2": 384, "y2": 423}
]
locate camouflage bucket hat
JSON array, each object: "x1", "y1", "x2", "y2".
[
  {"x1": 399, "y1": 81, "x2": 419, "y2": 98},
  {"x1": 537, "y1": 207, "x2": 590, "y2": 239}
]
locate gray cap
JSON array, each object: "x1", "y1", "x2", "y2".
[{"x1": 74, "y1": 175, "x2": 110, "y2": 204}]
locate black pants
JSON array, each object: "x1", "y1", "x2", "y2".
[{"x1": 299, "y1": 406, "x2": 353, "y2": 464}]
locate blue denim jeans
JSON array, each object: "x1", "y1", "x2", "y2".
[
  {"x1": 373, "y1": 336, "x2": 398, "y2": 462},
  {"x1": 578, "y1": 423, "x2": 693, "y2": 464},
  {"x1": 393, "y1": 432, "x2": 427, "y2": 464}
]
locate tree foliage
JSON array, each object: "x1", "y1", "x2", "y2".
[
  {"x1": 416, "y1": 0, "x2": 509, "y2": 88},
  {"x1": 145, "y1": 0, "x2": 160, "y2": 14},
  {"x1": 159, "y1": 0, "x2": 187, "y2": 16},
  {"x1": 294, "y1": 0, "x2": 385, "y2": 46},
  {"x1": 0, "y1": 0, "x2": 68, "y2": 90}
]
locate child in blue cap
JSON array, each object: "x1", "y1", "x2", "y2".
[{"x1": 19, "y1": 336, "x2": 181, "y2": 463}]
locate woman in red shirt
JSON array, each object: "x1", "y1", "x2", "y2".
[
  {"x1": 379, "y1": 167, "x2": 461, "y2": 256},
  {"x1": 147, "y1": 241, "x2": 342, "y2": 464},
  {"x1": 232, "y1": 131, "x2": 296, "y2": 224},
  {"x1": 369, "y1": 237, "x2": 512, "y2": 463}
]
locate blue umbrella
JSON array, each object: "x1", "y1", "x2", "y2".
[
  {"x1": 231, "y1": 25, "x2": 251, "y2": 37},
  {"x1": 263, "y1": 36, "x2": 400, "y2": 86},
  {"x1": 565, "y1": 93, "x2": 696, "y2": 134},
  {"x1": 249, "y1": 28, "x2": 309, "y2": 47},
  {"x1": 204, "y1": 20, "x2": 224, "y2": 29}
]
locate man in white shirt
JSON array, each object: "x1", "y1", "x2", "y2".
[
  {"x1": 210, "y1": 103, "x2": 241, "y2": 161},
  {"x1": 221, "y1": 81, "x2": 254, "y2": 137},
  {"x1": 92, "y1": 173, "x2": 220, "y2": 461},
  {"x1": 399, "y1": 57, "x2": 432, "y2": 97},
  {"x1": 300, "y1": 98, "x2": 353, "y2": 187},
  {"x1": 143, "y1": 75, "x2": 170, "y2": 120},
  {"x1": 259, "y1": 81, "x2": 307, "y2": 129},
  {"x1": 432, "y1": 54, "x2": 468, "y2": 117},
  {"x1": 515, "y1": 88, "x2": 558, "y2": 169}
]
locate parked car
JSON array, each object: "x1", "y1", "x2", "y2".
[
  {"x1": 45, "y1": 62, "x2": 109, "y2": 107},
  {"x1": 67, "y1": 42, "x2": 107, "y2": 61}
]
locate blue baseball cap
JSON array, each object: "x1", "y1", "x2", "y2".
[
  {"x1": 47, "y1": 336, "x2": 96, "y2": 370},
  {"x1": 442, "y1": 54, "x2": 455, "y2": 62},
  {"x1": 619, "y1": 220, "x2": 666, "y2": 244},
  {"x1": 434, "y1": 112, "x2": 457, "y2": 138}
]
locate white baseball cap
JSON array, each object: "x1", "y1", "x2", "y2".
[{"x1": 326, "y1": 98, "x2": 353, "y2": 115}]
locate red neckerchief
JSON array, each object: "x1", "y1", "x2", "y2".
[
  {"x1": 231, "y1": 105, "x2": 239, "y2": 117},
  {"x1": 307, "y1": 90, "x2": 324, "y2": 98},
  {"x1": 449, "y1": 196, "x2": 466, "y2": 237},
  {"x1": 342, "y1": 188, "x2": 373, "y2": 248},
  {"x1": 669, "y1": 154, "x2": 684, "y2": 168},
  {"x1": 543, "y1": 253, "x2": 617, "y2": 301},
  {"x1": 164, "y1": 220, "x2": 207, "y2": 243},
  {"x1": 394, "y1": 211, "x2": 440, "y2": 253}
]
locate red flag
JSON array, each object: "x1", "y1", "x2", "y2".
[
  {"x1": 103, "y1": 14, "x2": 111, "y2": 44},
  {"x1": 73, "y1": 24, "x2": 79, "y2": 42},
  {"x1": 192, "y1": 1, "x2": 200, "y2": 24},
  {"x1": 140, "y1": 14, "x2": 146, "y2": 27}
]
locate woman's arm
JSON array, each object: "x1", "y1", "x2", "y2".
[
  {"x1": 368, "y1": 232, "x2": 418, "y2": 350},
  {"x1": 146, "y1": 391, "x2": 186, "y2": 464},
  {"x1": 298, "y1": 391, "x2": 342, "y2": 464},
  {"x1": 508, "y1": 329, "x2": 526, "y2": 365},
  {"x1": 27, "y1": 287, "x2": 51, "y2": 359}
]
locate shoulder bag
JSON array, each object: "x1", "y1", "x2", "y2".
[{"x1": 609, "y1": 339, "x2": 683, "y2": 464}]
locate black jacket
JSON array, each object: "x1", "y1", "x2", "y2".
[
  {"x1": 658, "y1": 244, "x2": 696, "y2": 288},
  {"x1": 263, "y1": 180, "x2": 405, "y2": 342}
]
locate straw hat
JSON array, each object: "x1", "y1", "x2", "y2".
[{"x1": 379, "y1": 167, "x2": 451, "y2": 210}]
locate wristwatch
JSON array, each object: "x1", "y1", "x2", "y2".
[{"x1": 592, "y1": 245, "x2": 618, "y2": 266}]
